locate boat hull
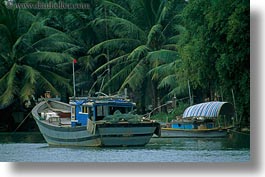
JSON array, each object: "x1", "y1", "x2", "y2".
[
  {"x1": 32, "y1": 100, "x2": 160, "y2": 147},
  {"x1": 34, "y1": 118, "x2": 101, "y2": 146},
  {"x1": 161, "y1": 128, "x2": 228, "y2": 138},
  {"x1": 35, "y1": 118, "x2": 159, "y2": 146},
  {"x1": 97, "y1": 123, "x2": 158, "y2": 146}
]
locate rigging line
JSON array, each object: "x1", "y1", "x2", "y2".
[
  {"x1": 228, "y1": 129, "x2": 250, "y2": 136},
  {"x1": 88, "y1": 69, "x2": 109, "y2": 95},
  {"x1": 12, "y1": 111, "x2": 32, "y2": 133}
]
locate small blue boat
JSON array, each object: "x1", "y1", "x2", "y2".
[
  {"x1": 32, "y1": 95, "x2": 160, "y2": 147},
  {"x1": 161, "y1": 101, "x2": 235, "y2": 138}
]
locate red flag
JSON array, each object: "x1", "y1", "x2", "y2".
[{"x1": 73, "y1": 59, "x2": 77, "y2": 64}]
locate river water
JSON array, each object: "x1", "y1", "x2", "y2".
[{"x1": 0, "y1": 132, "x2": 250, "y2": 162}]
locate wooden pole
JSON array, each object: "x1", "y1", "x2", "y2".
[
  {"x1": 188, "y1": 80, "x2": 192, "y2": 106},
  {"x1": 73, "y1": 59, "x2": 76, "y2": 98},
  {"x1": 231, "y1": 89, "x2": 238, "y2": 123}
]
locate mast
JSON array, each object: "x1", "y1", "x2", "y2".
[
  {"x1": 73, "y1": 58, "x2": 77, "y2": 98},
  {"x1": 105, "y1": 6, "x2": 110, "y2": 95}
]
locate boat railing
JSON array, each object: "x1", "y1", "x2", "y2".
[{"x1": 69, "y1": 96, "x2": 131, "y2": 101}]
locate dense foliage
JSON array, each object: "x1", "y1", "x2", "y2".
[{"x1": 0, "y1": 0, "x2": 249, "y2": 128}]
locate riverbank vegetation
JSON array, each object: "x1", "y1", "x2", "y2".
[{"x1": 0, "y1": 0, "x2": 249, "y2": 131}]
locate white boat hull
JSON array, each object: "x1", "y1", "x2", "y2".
[
  {"x1": 34, "y1": 118, "x2": 101, "y2": 146},
  {"x1": 32, "y1": 100, "x2": 160, "y2": 146},
  {"x1": 161, "y1": 128, "x2": 228, "y2": 138}
]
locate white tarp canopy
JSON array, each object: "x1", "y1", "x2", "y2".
[{"x1": 182, "y1": 101, "x2": 235, "y2": 119}]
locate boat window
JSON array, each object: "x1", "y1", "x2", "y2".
[
  {"x1": 81, "y1": 106, "x2": 91, "y2": 114},
  {"x1": 71, "y1": 107, "x2": 75, "y2": 114},
  {"x1": 109, "y1": 106, "x2": 130, "y2": 115},
  {"x1": 71, "y1": 106, "x2": 75, "y2": 120},
  {"x1": 95, "y1": 105, "x2": 132, "y2": 121},
  {"x1": 96, "y1": 106, "x2": 108, "y2": 116},
  {"x1": 95, "y1": 106, "x2": 108, "y2": 121}
]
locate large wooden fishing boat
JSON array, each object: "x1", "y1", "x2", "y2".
[{"x1": 32, "y1": 95, "x2": 160, "y2": 147}]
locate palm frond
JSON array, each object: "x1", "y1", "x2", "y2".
[
  {"x1": 119, "y1": 59, "x2": 146, "y2": 91},
  {"x1": 22, "y1": 33, "x2": 76, "y2": 55},
  {"x1": 12, "y1": 33, "x2": 26, "y2": 57},
  {"x1": 102, "y1": 61, "x2": 137, "y2": 92},
  {"x1": 21, "y1": 22, "x2": 44, "y2": 43},
  {"x1": 79, "y1": 55, "x2": 96, "y2": 71},
  {"x1": 166, "y1": 25, "x2": 189, "y2": 45},
  {"x1": 0, "y1": 64, "x2": 19, "y2": 106},
  {"x1": 147, "y1": 49, "x2": 179, "y2": 64},
  {"x1": 127, "y1": 45, "x2": 150, "y2": 61},
  {"x1": 0, "y1": 24, "x2": 12, "y2": 53},
  {"x1": 35, "y1": 41, "x2": 79, "y2": 53},
  {"x1": 22, "y1": 65, "x2": 39, "y2": 84},
  {"x1": 157, "y1": 74, "x2": 177, "y2": 89},
  {"x1": 23, "y1": 22, "x2": 66, "y2": 46},
  {"x1": 146, "y1": 24, "x2": 165, "y2": 48},
  {"x1": 37, "y1": 75, "x2": 60, "y2": 96},
  {"x1": 87, "y1": 38, "x2": 141, "y2": 55},
  {"x1": 41, "y1": 25, "x2": 68, "y2": 36},
  {"x1": 69, "y1": 22, "x2": 95, "y2": 46},
  {"x1": 19, "y1": 65, "x2": 40, "y2": 101},
  {"x1": 93, "y1": 53, "x2": 129, "y2": 74},
  {"x1": 173, "y1": 24, "x2": 187, "y2": 34},
  {"x1": 167, "y1": 35, "x2": 181, "y2": 44},
  {"x1": 17, "y1": 10, "x2": 36, "y2": 35},
  {"x1": 167, "y1": 86, "x2": 188, "y2": 98},
  {"x1": 20, "y1": 83, "x2": 35, "y2": 101},
  {"x1": 102, "y1": 0, "x2": 133, "y2": 18},
  {"x1": 93, "y1": 17, "x2": 146, "y2": 40},
  {"x1": 161, "y1": 44, "x2": 178, "y2": 50},
  {"x1": 149, "y1": 62, "x2": 175, "y2": 80},
  {"x1": 156, "y1": 0, "x2": 168, "y2": 23},
  {"x1": 42, "y1": 70, "x2": 72, "y2": 93},
  {"x1": 63, "y1": 45, "x2": 83, "y2": 55},
  {"x1": 23, "y1": 51, "x2": 73, "y2": 65},
  {"x1": 0, "y1": 69, "x2": 9, "y2": 89}
]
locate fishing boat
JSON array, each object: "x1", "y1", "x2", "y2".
[
  {"x1": 161, "y1": 101, "x2": 235, "y2": 138},
  {"x1": 32, "y1": 95, "x2": 160, "y2": 147}
]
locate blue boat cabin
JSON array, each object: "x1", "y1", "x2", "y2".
[{"x1": 69, "y1": 98, "x2": 135, "y2": 127}]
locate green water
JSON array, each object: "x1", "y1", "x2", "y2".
[{"x1": 0, "y1": 132, "x2": 250, "y2": 162}]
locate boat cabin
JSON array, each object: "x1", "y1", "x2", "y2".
[
  {"x1": 69, "y1": 97, "x2": 136, "y2": 127},
  {"x1": 170, "y1": 101, "x2": 235, "y2": 130}
]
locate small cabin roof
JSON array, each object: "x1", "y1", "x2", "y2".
[
  {"x1": 182, "y1": 101, "x2": 235, "y2": 119},
  {"x1": 69, "y1": 97, "x2": 135, "y2": 107}
]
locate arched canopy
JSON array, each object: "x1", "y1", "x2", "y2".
[{"x1": 182, "y1": 101, "x2": 235, "y2": 119}]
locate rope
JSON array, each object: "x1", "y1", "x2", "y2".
[
  {"x1": 13, "y1": 98, "x2": 54, "y2": 133},
  {"x1": 12, "y1": 111, "x2": 32, "y2": 133},
  {"x1": 228, "y1": 128, "x2": 250, "y2": 136}
]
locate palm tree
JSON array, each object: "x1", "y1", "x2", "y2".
[
  {"x1": 0, "y1": 4, "x2": 78, "y2": 108},
  {"x1": 34, "y1": 1, "x2": 106, "y2": 96},
  {"x1": 83, "y1": 0, "x2": 187, "y2": 111}
]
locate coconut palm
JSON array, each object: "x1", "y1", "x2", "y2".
[
  {"x1": 0, "y1": 4, "x2": 78, "y2": 107},
  {"x1": 84, "y1": 0, "x2": 186, "y2": 109}
]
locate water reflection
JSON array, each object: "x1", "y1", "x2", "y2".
[
  {"x1": 0, "y1": 132, "x2": 45, "y2": 143},
  {"x1": 0, "y1": 132, "x2": 250, "y2": 150},
  {"x1": 150, "y1": 134, "x2": 250, "y2": 151},
  {"x1": 0, "y1": 132, "x2": 250, "y2": 162}
]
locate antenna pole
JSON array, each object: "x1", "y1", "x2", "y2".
[{"x1": 73, "y1": 59, "x2": 77, "y2": 97}]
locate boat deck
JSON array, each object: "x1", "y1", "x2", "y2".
[{"x1": 39, "y1": 107, "x2": 72, "y2": 127}]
